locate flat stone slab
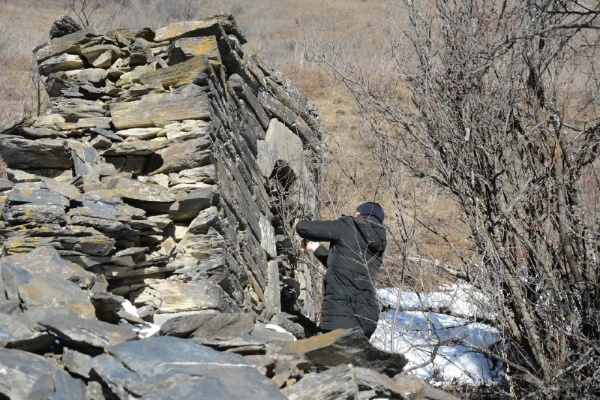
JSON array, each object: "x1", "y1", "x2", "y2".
[
  {"x1": 109, "y1": 84, "x2": 211, "y2": 129},
  {"x1": 1, "y1": 259, "x2": 96, "y2": 320},
  {"x1": 280, "y1": 328, "x2": 408, "y2": 377},
  {"x1": 38, "y1": 310, "x2": 137, "y2": 353},
  {"x1": 0, "y1": 135, "x2": 71, "y2": 169},
  {"x1": 0, "y1": 347, "x2": 86, "y2": 399},
  {"x1": 91, "y1": 336, "x2": 285, "y2": 399},
  {"x1": 159, "y1": 312, "x2": 255, "y2": 338}
]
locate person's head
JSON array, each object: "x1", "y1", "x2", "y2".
[{"x1": 356, "y1": 202, "x2": 384, "y2": 223}]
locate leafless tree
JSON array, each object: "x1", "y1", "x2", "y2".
[
  {"x1": 66, "y1": 0, "x2": 102, "y2": 28},
  {"x1": 306, "y1": 0, "x2": 600, "y2": 397}
]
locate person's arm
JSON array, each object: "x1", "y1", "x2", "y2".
[
  {"x1": 296, "y1": 219, "x2": 344, "y2": 243},
  {"x1": 313, "y1": 244, "x2": 329, "y2": 266},
  {"x1": 301, "y1": 239, "x2": 328, "y2": 267}
]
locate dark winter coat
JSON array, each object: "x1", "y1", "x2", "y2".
[{"x1": 296, "y1": 215, "x2": 386, "y2": 338}]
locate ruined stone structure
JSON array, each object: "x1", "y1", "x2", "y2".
[
  {"x1": 0, "y1": 14, "x2": 322, "y2": 327},
  {"x1": 0, "y1": 16, "x2": 461, "y2": 399}
]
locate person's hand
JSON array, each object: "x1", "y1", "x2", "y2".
[{"x1": 301, "y1": 239, "x2": 319, "y2": 252}]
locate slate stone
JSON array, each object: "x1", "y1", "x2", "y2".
[
  {"x1": 17, "y1": 125, "x2": 65, "y2": 139},
  {"x1": 138, "y1": 54, "x2": 212, "y2": 88},
  {"x1": 102, "y1": 137, "x2": 171, "y2": 156},
  {"x1": 192, "y1": 336, "x2": 268, "y2": 355},
  {"x1": 39, "y1": 53, "x2": 84, "y2": 75},
  {"x1": 0, "y1": 179, "x2": 12, "y2": 191},
  {"x1": 258, "y1": 92, "x2": 320, "y2": 151},
  {"x1": 251, "y1": 323, "x2": 296, "y2": 343},
  {"x1": 51, "y1": 98, "x2": 106, "y2": 122},
  {"x1": 102, "y1": 176, "x2": 175, "y2": 203},
  {"x1": 0, "y1": 300, "x2": 19, "y2": 314},
  {"x1": 149, "y1": 135, "x2": 213, "y2": 175},
  {"x1": 3, "y1": 203, "x2": 67, "y2": 225},
  {"x1": 130, "y1": 38, "x2": 154, "y2": 66},
  {"x1": 0, "y1": 255, "x2": 96, "y2": 319},
  {"x1": 269, "y1": 313, "x2": 313, "y2": 340},
  {"x1": 6, "y1": 187, "x2": 70, "y2": 207},
  {"x1": 109, "y1": 84, "x2": 211, "y2": 129},
  {"x1": 80, "y1": 44, "x2": 125, "y2": 65},
  {"x1": 0, "y1": 313, "x2": 54, "y2": 353},
  {"x1": 88, "y1": 127, "x2": 124, "y2": 142},
  {"x1": 91, "y1": 336, "x2": 285, "y2": 399},
  {"x1": 38, "y1": 310, "x2": 137, "y2": 354},
  {"x1": 154, "y1": 19, "x2": 224, "y2": 43},
  {"x1": 392, "y1": 374, "x2": 428, "y2": 399},
  {"x1": 71, "y1": 195, "x2": 146, "y2": 221},
  {"x1": 33, "y1": 29, "x2": 97, "y2": 63},
  {"x1": 139, "y1": 375, "x2": 238, "y2": 400},
  {"x1": 263, "y1": 259, "x2": 280, "y2": 312},
  {"x1": 77, "y1": 68, "x2": 107, "y2": 83},
  {"x1": 133, "y1": 279, "x2": 239, "y2": 315},
  {"x1": 280, "y1": 328, "x2": 408, "y2": 377},
  {"x1": 42, "y1": 178, "x2": 82, "y2": 200},
  {"x1": 354, "y1": 367, "x2": 411, "y2": 398},
  {"x1": 61, "y1": 348, "x2": 93, "y2": 378},
  {"x1": 159, "y1": 312, "x2": 255, "y2": 338},
  {"x1": 0, "y1": 135, "x2": 72, "y2": 169},
  {"x1": 178, "y1": 227, "x2": 225, "y2": 261},
  {"x1": 229, "y1": 73, "x2": 270, "y2": 129},
  {"x1": 0, "y1": 347, "x2": 86, "y2": 399},
  {"x1": 168, "y1": 183, "x2": 217, "y2": 222},
  {"x1": 187, "y1": 205, "x2": 219, "y2": 234},
  {"x1": 168, "y1": 36, "x2": 221, "y2": 64},
  {"x1": 257, "y1": 118, "x2": 306, "y2": 180},
  {"x1": 50, "y1": 15, "x2": 83, "y2": 39},
  {"x1": 281, "y1": 364, "x2": 359, "y2": 400}
]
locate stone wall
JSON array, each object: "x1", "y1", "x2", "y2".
[{"x1": 0, "y1": 14, "x2": 322, "y2": 328}]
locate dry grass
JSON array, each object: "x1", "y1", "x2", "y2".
[{"x1": 0, "y1": 0, "x2": 467, "y2": 289}]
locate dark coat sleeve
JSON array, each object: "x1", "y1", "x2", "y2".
[
  {"x1": 296, "y1": 219, "x2": 344, "y2": 243},
  {"x1": 313, "y1": 245, "x2": 329, "y2": 266}
]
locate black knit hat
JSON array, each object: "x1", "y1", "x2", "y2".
[{"x1": 356, "y1": 202, "x2": 384, "y2": 223}]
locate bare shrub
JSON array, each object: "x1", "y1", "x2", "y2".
[
  {"x1": 66, "y1": 0, "x2": 102, "y2": 28},
  {"x1": 307, "y1": 0, "x2": 600, "y2": 397}
]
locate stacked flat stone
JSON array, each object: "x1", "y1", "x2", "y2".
[{"x1": 0, "y1": 14, "x2": 321, "y2": 326}]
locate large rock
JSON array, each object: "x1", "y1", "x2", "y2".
[
  {"x1": 90, "y1": 336, "x2": 285, "y2": 399},
  {"x1": 132, "y1": 278, "x2": 240, "y2": 317},
  {"x1": 0, "y1": 254, "x2": 96, "y2": 319},
  {"x1": 49, "y1": 15, "x2": 83, "y2": 39},
  {"x1": 0, "y1": 136, "x2": 72, "y2": 170},
  {"x1": 37, "y1": 310, "x2": 137, "y2": 354},
  {"x1": 109, "y1": 84, "x2": 211, "y2": 129},
  {"x1": 159, "y1": 312, "x2": 255, "y2": 338},
  {"x1": 280, "y1": 328, "x2": 408, "y2": 377},
  {"x1": 0, "y1": 347, "x2": 86, "y2": 399},
  {"x1": 281, "y1": 364, "x2": 359, "y2": 400}
]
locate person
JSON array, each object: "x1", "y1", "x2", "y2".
[{"x1": 295, "y1": 202, "x2": 386, "y2": 338}]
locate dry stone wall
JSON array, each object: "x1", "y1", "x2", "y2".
[{"x1": 0, "y1": 14, "x2": 322, "y2": 328}]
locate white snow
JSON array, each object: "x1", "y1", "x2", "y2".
[{"x1": 371, "y1": 285, "x2": 504, "y2": 387}]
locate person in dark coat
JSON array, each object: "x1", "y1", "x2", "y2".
[{"x1": 296, "y1": 202, "x2": 386, "y2": 338}]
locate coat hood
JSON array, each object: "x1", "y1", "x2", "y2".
[{"x1": 352, "y1": 215, "x2": 386, "y2": 256}]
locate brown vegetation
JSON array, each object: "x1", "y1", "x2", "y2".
[{"x1": 308, "y1": 0, "x2": 600, "y2": 397}]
